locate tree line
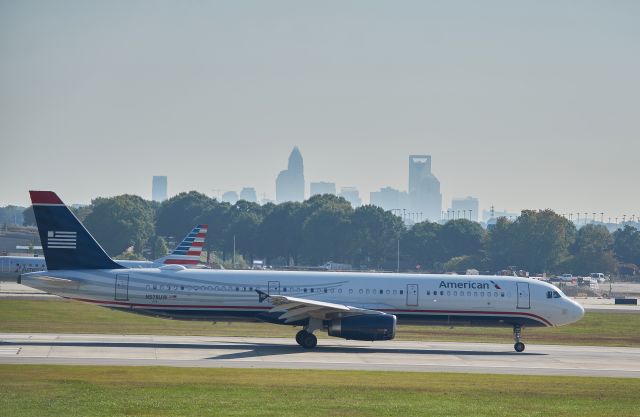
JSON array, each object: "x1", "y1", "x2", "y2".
[{"x1": 20, "y1": 192, "x2": 640, "y2": 275}]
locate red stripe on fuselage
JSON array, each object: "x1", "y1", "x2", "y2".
[{"x1": 191, "y1": 242, "x2": 204, "y2": 247}]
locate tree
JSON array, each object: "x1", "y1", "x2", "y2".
[
  {"x1": 301, "y1": 204, "x2": 353, "y2": 265},
  {"x1": 613, "y1": 225, "x2": 640, "y2": 266},
  {"x1": 402, "y1": 221, "x2": 443, "y2": 270},
  {"x1": 156, "y1": 191, "x2": 213, "y2": 240},
  {"x1": 151, "y1": 236, "x2": 169, "y2": 259},
  {"x1": 256, "y1": 202, "x2": 305, "y2": 264},
  {"x1": 439, "y1": 219, "x2": 486, "y2": 261},
  {"x1": 346, "y1": 205, "x2": 405, "y2": 268},
  {"x1": 569, "y1": 224, "x2": 616, "y2": 275},
  {"x1": 83, "y1": 195, "x2": 155, "y2": 256},
  {"x1": 487, "y1": 210, "x2": 576, "y2": 273},
  {"x1": 22, "y1": 206, "x2": 35, "y2": 226},
  {"x1": 223, "y1": 201, "x2": 264, "y2": 261}
]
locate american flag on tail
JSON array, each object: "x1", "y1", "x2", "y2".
[
  {"x1": 163, "y1": 225, "x2": 208, "y2": 266},
  {"x1": 47, "y1": 231, "x2": 77, "y2": 249}
]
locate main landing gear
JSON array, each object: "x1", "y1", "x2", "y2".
[
  {"x1": 295, "y1": 330, "x2": 317, "y2": 349},
  {"x1": 513, "y1": 325, "x2": 525, "y2": 352}
]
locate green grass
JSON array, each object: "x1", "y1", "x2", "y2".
[
  {"x1": 0, "y1": 365, "x2": 638, "y2": 417},
  {"x1": 1, "y1": 299, "x2": 639, "y2": 347}
]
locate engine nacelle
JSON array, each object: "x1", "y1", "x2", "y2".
[{"x1": 328, "y1": 314, "x2": 397, "y2": 341}]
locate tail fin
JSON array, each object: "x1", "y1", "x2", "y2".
[
  {"x1": 29, "y1": 191, "x2": 123, "y2": 270},
  {"x1": 157, "y1": 224, "x2": 208, "y2": 266}
]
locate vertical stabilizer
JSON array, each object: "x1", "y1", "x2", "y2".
[{"x1": 29, "y1": 191, "x2": 123, "y2": 270}]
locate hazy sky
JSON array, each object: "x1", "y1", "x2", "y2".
[{"x1": 1, "y1": 1, "x2": 639, "y2": 218}]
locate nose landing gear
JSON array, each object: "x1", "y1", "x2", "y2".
[{"x1": 513, "y1": 325, "x2": 525, "y2": 352}]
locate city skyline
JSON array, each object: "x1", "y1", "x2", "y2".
[{"x1": 1, "y1": 1, "x2": 639, "y2": 216}]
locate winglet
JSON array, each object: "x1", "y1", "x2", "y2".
[{"x1": 256, "y1": 289, "x2": 270, "y2": 303}]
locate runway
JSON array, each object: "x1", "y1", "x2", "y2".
[{"x1": 1, "y1": 333, "x2": 639, "y2": 378}]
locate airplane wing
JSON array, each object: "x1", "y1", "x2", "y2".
[{"x1": 256, "y1": 290, "x2": 386, "y2": 323}]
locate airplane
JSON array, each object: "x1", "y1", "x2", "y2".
[
  {"x1": 0, "y1": 224, "x2": 209, "y2": 280},
  {"x1": 20, "y1": 191, "x2": 584, "y2": 352}
]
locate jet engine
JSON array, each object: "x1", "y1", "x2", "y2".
[{"x1": 328, "y1": 314, "x2": 397, "y2": 341}]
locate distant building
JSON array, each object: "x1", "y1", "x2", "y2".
[
  {"x1": 370, "y1": 187, "x2": 410, "y2": 212},
  {"x1": 276, "y1": 147, "x2": 305, "y2": 203},
  {"x1": 310, "y1": 182, "x2": 336, "y2": 197},
  {"x1": 222, "y1": 191, "x2": 238, "y2": 204},
  {"x1": 408, "y1": 155, "x2": 442, "y2": 221},
  {"x1": 339, "y1": 187, "x2": 361, "y2": 208},
  {"x1": 450, "y1": 197, "x2": 480, "y2": 221},
  {"x1": 239, "y1": 187, "x2": 257, "y2": 203},
  {"x1": 482, "y1": 206, "x2": 520, "y2": 223},
  {"x1": 152, "y1": 176, "x2": 168, "y2": 202}
]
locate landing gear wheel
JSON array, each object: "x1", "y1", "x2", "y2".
[
  {"x1": 513, "y1": 325, "x2": 525, "y2": 352},
  {"x1": 295, "y1": 330, "x2": 307, "y2": 346},
  {"x1": 300, "y1": 332, "x2": 318, "y2": 349}
]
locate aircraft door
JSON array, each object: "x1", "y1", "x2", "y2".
[
  {"x1": 406, "y1": 284, "x2": 418, "y2": 306},
  {"x1": 517, "y1": 282, "x2": 530, "y2": 309},
  {"x1": 268, "y1": 281, "x2": 280, "y2": 295},
  {"x1": 115, "y1": 274, "x2": 129, "y2": 301}
]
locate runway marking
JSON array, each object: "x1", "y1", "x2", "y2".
[{"x1": 0, "y1": 347, "x2": 20, "y2": 355}]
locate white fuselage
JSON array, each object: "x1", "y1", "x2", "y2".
[{"x1": 21, "y1": 268, "x2": 584, "y2": 328}]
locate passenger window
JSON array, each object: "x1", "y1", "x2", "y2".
[
  {"x1": 501, "y1": 292, "x2": 505, "y2": 297},
  {"x1": 324, "y1": 288, "x2": 328, "y2": 293},
  {"x1": 467, "y1": 291, "x2": 471, "y2": 296},
  {"x1": 366, "y1": 289, "x2": 370, "y2": 295},
  {"x1": 338, "y1": 289, "x2": 342, "y2": 293},
  {"x1": 380, "y1": 290, "x2": 384, "y2": 295},
  {"x1": 310, "y1": 288, "x2": 314, "y2": 293},
  {"x1": 453, "y1": 291, "x2": 457, "y2": 296},
  {"x1": 359, "y1": 289, "x2": 363, "y2": 294},
  {"x1": 426, "y1": 290, "x2": 430, "y2": 295},
  {"x1": 304, "y1": 288, "x2": 308, "y2": 293},
  {"x1": 440, "y1": 291, "x2": 444, "y2": 296},
  {"x1": 349, "y1": 289, "x2": 354, "y2": 294},
  {"x1": 393, "y1": 290, "x2": 397, "y2": 295},
  {"x1": 447, "y1": 291, "x2": 451, "y2": 296},
  {"x1": 386, "y1": 290, "x2": 390, "y2": 294},
  {"x1": 400, "y1": 290, "x2": 404, "y2": 295}
]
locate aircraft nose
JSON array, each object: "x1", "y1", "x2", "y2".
[{"x1": 569, "y1": 299, "x2": 585, "y2": 323}]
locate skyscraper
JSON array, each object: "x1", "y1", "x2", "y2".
[
  {"x1": 239, "y1": 187, "x2": 258, "y2": 203},
  {"x1": 370, "y1": 187, "x2": 410, "y2": 212},
  {"x1": 276, "y1": 147, "x2": 305, "y2": 203},
  {"x1": 152, "y1": 176, "x2": 167, "y2": 202},
  {"x1": 310, "y1": 182, "x2": 336, "y2": 196},
  {"x1": 450, "y1": 196, "x2": 480, "y2": 221},
  {"x1": 408, "y1": 155, "x2": 442, "y2": 221},
  {"x1": 339, "y1": 187, "x2": 362, "y2": 208}
]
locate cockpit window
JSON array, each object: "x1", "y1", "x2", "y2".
[{"x1": 547, "y1": 290, "x2": 562, "y2": 299}]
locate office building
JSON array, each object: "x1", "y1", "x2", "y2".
[
  {"x1": 239, "y1": 187, "x2": 258, "y2": 203},
  {"x1": 310, "y1": 182, "x2": 336, "y2": 196},
  {"x1": 408, "y1": 155, "x2": 442, "y2": 221},
  {"x1": 339, "y1": 187, "x2": 361, "y2": 208},
  {"x1": 276, "y1": 147, "x2": 305, "y2": 203},
  {"x1": 152, "y1": 176, "x2": 168, "y2": 202}
]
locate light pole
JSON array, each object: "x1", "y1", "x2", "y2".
[
  {"x1": 601, "y1": 212, "x2": 604, "y2": 223},
  {"x1": 233, "y1": 234, "x2": 236, "y2": 268},
  {"x1": 469, "y1": 209, "x2": 473, "y2": 222},
  {"x1": 397, "y1": 239, "x2": 400, "y2": 273}
]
